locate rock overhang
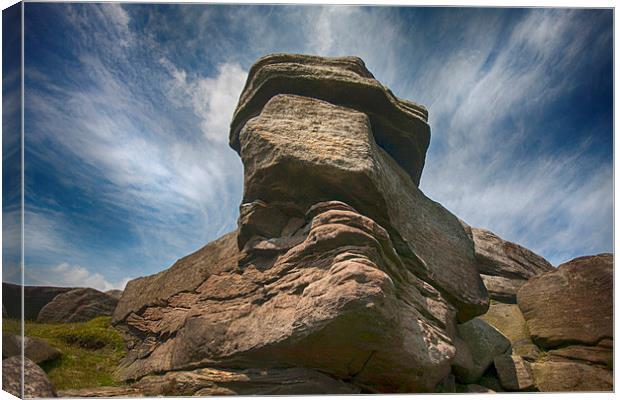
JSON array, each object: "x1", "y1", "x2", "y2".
[{"x1": 229, "y1": 53, "x2": 431, "y2": 186}]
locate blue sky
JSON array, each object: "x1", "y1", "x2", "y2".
[{"x1": 4, "y1": 3, "x2": 613, "y2": 290}]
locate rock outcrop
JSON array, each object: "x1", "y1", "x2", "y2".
[
  {"x1": 37, "y1": 288, "x2": 118, "y2": 323},
  {"x1": 2, "y1": 356, "x2": 57, "y2": 398},
  {"x1": 2, "y1": 282, "x2": 75, "y2": 320},
  {"x1": 110, "y1": 53, "x2": 611, "y2": 394},
  {"x1": 113, "y1": 54, "x2": 489, "y2": 393}
]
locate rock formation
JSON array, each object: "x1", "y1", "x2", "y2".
[
  {"x1": 108, "y1": 53, "x2": 612, "y2": 395},
  {"x1": 2, "y1": 283, "x2": 75, "y2": 320},
  {"x1": 113, "y1": 54, "x2": 489, "y2": 393},
  {"x1": 37, "y1": 288, "x2": 118, "y2": 323}
]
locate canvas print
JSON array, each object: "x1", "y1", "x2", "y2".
[{"x1": 1, "y1": 1, "x2": 614, "y2": 397}]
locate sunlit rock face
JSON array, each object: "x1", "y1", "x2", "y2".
[{"x1": 113, "y1": 53, "x2": 489, "y2": 393}]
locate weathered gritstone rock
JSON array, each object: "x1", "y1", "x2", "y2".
[
  {"x1": 114, "y1": 54, "x2": 490, "y2": 393},
  {"x1": 467, "y1": 227, "x2": 553, "y2": 303},
  {"x1": 229, "y1": 53, "x2": 430, "y2": 186},
  {"x1": 531, "y1": 359, "x2": 613, "y2": 392},
  {"x1": 239, "y1": 94, "x2": 488, "y2": 321},
  {"x1": 37, "y1": 288, "x2": 118, "y2": 323},
  {"x1": 452, "y1": 318, "x2": 511, "y2": 383},
  {"x1": 115, "y1": 200, "x2": 459, "y2": 392},
  {"x1": 517, "y1": 253, "x2": 613, "y2": 349},
  {"x1": 2, "y1": 356, "x2": 57, "y2": 398}
]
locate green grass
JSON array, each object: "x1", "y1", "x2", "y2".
[{"x1": 3, "y1": 316, "x2": 127, "y2": 390}]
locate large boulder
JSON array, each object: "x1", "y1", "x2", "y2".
[
  {"x1": 517, "y1": 253, "x2": 612, "y2": 348},
  {"x1": 467, "y1": 228, "x2": 553, "y2": 303},
  {"x1": 113, "y1": 54, "x2": 490, "y2": 393},
  {"x1": 37, "y1": 288, "x2": 118, "y2": 323},
  {"x1": 3, "y1": 282, "x2": 75, "y2": 320},
  {"x1": 2, "y1": 335, "x2": 61, "y2": 364},
  {"x1": 2, "y1": 356, "x2": 56, "y2": 398}
]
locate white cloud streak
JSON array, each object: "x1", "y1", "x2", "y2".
[
  {"x1": 159, "y1": 58, "x2": 247, "y2": 142},
  {"x1": 27, "y1": 263, "x2": 129, "y2": 291}
]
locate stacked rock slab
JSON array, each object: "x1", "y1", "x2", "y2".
[
  {"x1": 467, "y1": 227, "x2": 554, "y2": 303},
  {"x1": 517, "y1": 253, "x2": 613, "y2": 391},
  {"x1": 113, "y1": 54, "x2": 489, "y2": 393}
]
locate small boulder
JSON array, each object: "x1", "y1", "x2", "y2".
[
  {"x1": 3, "y1": 334, "x2": 20, "y2": 359},
  {"x1": 37, "y1": 288, "x2": 118, "y2": 323},
  {"x1": 2, "y1": 356, "x2": 56, "y2": 398},
  {"x1": 3, "y1": 335, "x2": 61, "y2": 364},
  {"x1": 517, "y1": 253, "x2": 613, "y2": 348},
  {"x1": 494, "y1": 354, "x2": 536, "y2": 391},
  {"x1": 452, "y1": 318, "x2": 511, "y2": 383}
]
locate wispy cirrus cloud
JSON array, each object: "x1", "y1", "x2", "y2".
[{"x1": 23, "y1": 3, "x2": 244, "y2": 286}]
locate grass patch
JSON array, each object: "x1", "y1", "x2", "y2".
[{"x1": 3, "y1": 316, "x2": 127, "y2": 390}]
